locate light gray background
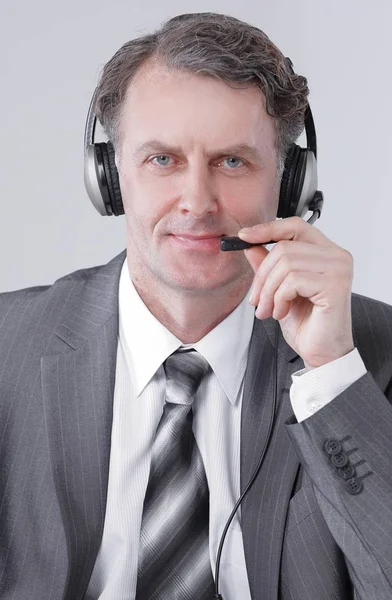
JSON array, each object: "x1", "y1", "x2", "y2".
[{"x1": 1, "y1": 0, "x2": 391, "y2": 304}]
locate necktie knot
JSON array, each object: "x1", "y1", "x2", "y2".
[{"x1": 164, "y1": 348, "x2": 210, "y2": 406}]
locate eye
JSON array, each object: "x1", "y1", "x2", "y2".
[
  {"x1": 151, "y1": 155, "x2": 173, "y2": 167},
  {"x1": 221, "y1": 157, "x2": 245, "y2": 169}
]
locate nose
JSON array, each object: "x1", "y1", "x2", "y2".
[{"x1": 177, "y1": 164, "x2": 219, "y2": 217}]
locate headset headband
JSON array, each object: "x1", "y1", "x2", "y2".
[{"x1": 84, "y1": 89, "x2": 99, "y2": 154}]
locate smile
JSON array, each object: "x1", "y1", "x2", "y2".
[{"x1": 169, "y1": 234, "x2": 222, "y2": 251}]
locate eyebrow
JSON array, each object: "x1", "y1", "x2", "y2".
[{"x1": 133, "y1": 139, "x2": 264, "y2": 163}]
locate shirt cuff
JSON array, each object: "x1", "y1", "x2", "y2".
[{"x1": 290, "y1": 348, "x2": 367, "y2": 423}]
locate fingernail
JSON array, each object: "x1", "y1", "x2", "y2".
[{"x1": 256, "y1": 299, "x2": 265, "y2": 318}]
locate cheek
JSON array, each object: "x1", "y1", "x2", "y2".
[
  {"x1": 121, "y1": 167, "x2": 177, "y2": 212},
  {"x1": 120, "y1": 169, "x2": 177, "y2": 240},
  {"x1": 218, "y1": 180, "x2": 278, "y2": 224}
]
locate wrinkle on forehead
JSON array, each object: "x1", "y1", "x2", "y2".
[{"x1": 118, "y1": 59, "x2": 276, "y2": 167}]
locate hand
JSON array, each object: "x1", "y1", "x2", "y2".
[{"x1": 238, "y1": 216, "x2": 355, "y2": 370}]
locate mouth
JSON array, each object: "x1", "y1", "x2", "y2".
[{"x1": 168, "y1": 234, "x2": 224, "y2": 251}]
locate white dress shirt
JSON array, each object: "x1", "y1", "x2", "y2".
[{"x1": 86, "y1": 255, "x2": 367, "y2": 599}]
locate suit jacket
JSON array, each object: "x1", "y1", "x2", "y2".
[{"x1": 1, "y1": 249, "x2": 392, "y2": 600}]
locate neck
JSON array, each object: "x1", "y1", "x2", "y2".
[{"x1": 127, "y1": 260, "x2": 253, "y2": 345}]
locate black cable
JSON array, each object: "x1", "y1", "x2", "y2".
[
  {"x1": 213, "y1": 320, "x2": 280, "y2": 599},
  {"x1": 306, "y1": 191, "x2": 324, "y2": 225}
]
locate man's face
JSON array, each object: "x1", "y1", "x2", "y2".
[{"x1": 117, "y1": 63, "x2": 280, "y2": 295}]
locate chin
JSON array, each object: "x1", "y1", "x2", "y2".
[
  {"x1": 163, "y1": 267, "x2": 241, "y2": 293},
  {"x1": 149, "y1": 252, "x2": 250, "y2": 292}
]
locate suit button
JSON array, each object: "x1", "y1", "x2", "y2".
[
  {"x1": 324, "y1": 439, "x2": 342, "y2": 455},
  {"x1": 331, "y1": 452, "x2": 349, "y2": 468},
  {"x1": 338, "y1": 463, "x2": 355, "y2": 480},
  {"x1": 346, "y1": 478, "x2": 363, "y2": 495}
]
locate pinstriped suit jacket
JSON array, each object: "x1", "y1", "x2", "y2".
[{"x1": 1, "y1": 248, "x2": 392, "y2": 600}]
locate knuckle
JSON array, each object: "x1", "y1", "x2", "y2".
[
  {"x1": 289, "y1": 215, "x2": 304, "y2": 229},
  {"x1": 338, "y1": 247, "x2": 353, "y2": 262},
  {"x1": 344, "y1": 249, "x2": 354, "y2": 264},
  {"x1": 278, "y1": 240, "x2": 290, "y2": 252},
  {"x1": 275, "y1": 283, "x2": 289, "y2": 302},
  {"x1": 339, "y1": 249, "x2": 354, "y2": 273},
  {"x1": 276, "y1": 272, "x2": 295, "y2": 297},
  {"x1": 286, "y1": 271, "x2": 299, "y2": 285},
  {"x1": 261, "y1": 280, "x2": 274, "y2": 297},
  {"x1": 279, "y1": 254, "x2": 293, "y2": 271},
  {"x1": 273, "y1": 240, "x2": 289, "y2": 256}
]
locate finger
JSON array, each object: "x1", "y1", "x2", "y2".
[
  {"x1": 238, "y1": 216, "x2": 333, "y2": 247},
  {"x1": 243, "y1": 245, "x2": 269, "y2": 275},
  {"x1": 256, "y1": 272, "x2": 328, "y2": 320},
  {"x1": 253, "y1": 253, "x2": 329, "y2": 314},
  {"x1": 274, "y1": 272, "x2": 330, "y2": 320},
  {"x1": 248, "y1": 242, "x2": 344, "y2": 306}
]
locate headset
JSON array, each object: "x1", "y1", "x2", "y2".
[
  {"x1": 83, "y1": 58, "x2": 324, "y2": 599},
  {"x1": 84, "y1": 58, "x2": 324, "y2": 224}
]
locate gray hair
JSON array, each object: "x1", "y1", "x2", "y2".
[{"x1": 94, "y1": 12, "x2": 309, "y2": 179}]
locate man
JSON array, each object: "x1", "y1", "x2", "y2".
[{"x1": 1, "y1": 11, "x2": 392, "y2": 600}]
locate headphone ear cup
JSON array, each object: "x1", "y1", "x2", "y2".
[
  {"x1": 100, "y1": 142, "x2": 124, "y2": 216},
  {"x1": 289, "y1": 148, "x2": 308, "y2": 216},
  {"x1": 278, "y1": 145, "x2": 301, "y2": 218}
]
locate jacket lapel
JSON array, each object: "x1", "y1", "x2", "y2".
[
  {"x1": 41, "y1": 249, "x2": 126, "y2": 600},
  {"x1": 41, "y1": 248, "x2": 302, "y2": 600},
  {"x1": 241, "y1": 316, "x2": 304, "y2": 600}
]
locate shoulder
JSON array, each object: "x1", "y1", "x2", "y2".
[
  {"x1": 0, "y1": 264, "x2": 98, "y2": 309},
  {"x1": 352, "y1": 291, "x2": 392, "y2": 332},
  {"x1": 351, "y1": 291, "x2": 392, "y2": 377},
  {"x1": 0, "y1": 252, "x2": 124, "y2": 319}
]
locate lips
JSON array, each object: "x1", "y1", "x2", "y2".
[
  {"x1": 172, "y1": 233, "x2": 224, "y2": 239},
  {"x1": 169, "y1": 233, "x2": 223, "y2": 251}
]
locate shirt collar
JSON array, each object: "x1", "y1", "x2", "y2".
[{"x1": 119, "y1": 255, "x2": 255, "y2": 404}]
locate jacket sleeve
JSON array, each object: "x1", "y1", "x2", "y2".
[{"x1": 285, "y1": 370, "x2": 392, "y2": 599}]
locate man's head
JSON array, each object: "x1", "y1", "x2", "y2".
[{"x1": 94, "y1": 13, "x2": 309, "y2": 298}]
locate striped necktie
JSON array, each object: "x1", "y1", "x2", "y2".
[{"x1": 135, "y1": 347, "x2": 215, "y2": 599}]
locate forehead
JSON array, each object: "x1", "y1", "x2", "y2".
[{"x1": 119, "y1": 62, "x2": 277, "y2": 152}]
